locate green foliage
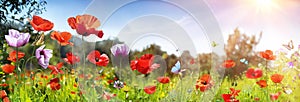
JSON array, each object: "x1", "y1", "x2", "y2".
[{"x1": 0, "y1": 0, "x2": 47, "y2": 65}]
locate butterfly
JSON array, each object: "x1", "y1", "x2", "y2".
[
  {"x1": 32, "y1": 33, "x2": 45, "y2": 46},
  {"x1": 171, "y1": 61, "x2": 185, "y2": 74},
  {"x1": 282, "y1": 40, "x2": 294, "y2": 50},
  {"x1": 240, "y1": 58, "x2": 248, "y2": 65},
  {"x1": 211, "y1": 41, "x2": 218, "y2": 47},
  {"x1": 283, "y1": 87, "x2": 293, "y2": 95}
]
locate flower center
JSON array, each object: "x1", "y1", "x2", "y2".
[
  {"x1": 202, "y1": 81, "x2": 207, "y2": 85},
  {"x1": 95, "y1": 58, "x2": 99, "y2": 62},
  {"x1": 40, "y1": 51, "x2": 45, "y2": 55}
]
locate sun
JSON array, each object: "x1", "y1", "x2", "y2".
[
  {"x1": 256, "y1": 0, "x2": 273, "y2": 6},
  {"x1": 255, "y1": 0, "x2": 276, "y2": 11}
]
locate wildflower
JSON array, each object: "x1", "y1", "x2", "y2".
[
  {"x1": 87, "y1": 50, "x2": 109, "y2": 66},
  {"x1": 7, "y1": 50, "x2": 25, "y2": 62},
  {"x1": 157, "y1": 76, "x2": 170, "y2": 84},
  {"x1": 195, "y1": 74, "x2": 213, "y2": 92},
  {"x1": 144, "y1": 85, "x2": 156, "y2": 94},
  {"x1": 256, "y1": 80, "x2": 268, "y2": 88},
  {"x1": 270, "y1": 92, "x2": 281, "y2": 101},
  {"x1": 230, "y1": 88, "x2": 240, "y2": 97},
  {"x1": 260, "y1": 50, "x2": 276, "y2": 60},
  {"x1": 110, "y1": 44, "x2": 130, "y2": 57},
  {"x1": 30, "y1": 15, "x2": 54, "y2": 31},
  {"x1": 63, "y1": 52, "x2": 80, "y2": 65},
  {"x1": 271, "y1": 74, "x2": 284, "y2": 83},
  {"x1": 67, "y1": 14, "x2": 104, "y2": 38},
  {"x1": 245, "y1": 68, "x2": 263, "y2": 79},
  {"x1": 222, "y1": 60, "x2": 236, "y2": 68},
  {"x1": 48, "y1": 62, "x2": 64, "y2": 75},
  {"x1": 70, "y1": 91, "x2": 76, "y2": 94},
  {"x1": 36, "y1": 45, "x2": 53, "y2": 68},
  {"x1": 50, "y1": 31, "x2": 73, "y2": 46},
  {"x1": 0, "y1": 90, "x2": 7, "y2": 98},
  {"x1": 47, "y1": 78, "x2": 61, "y2": 91},
  {"x1": 1, "y1": 64, "x2": 15, "y2": 74},
  {"x1": 0, "y1": 83, "x2": 8, "y2": 87},
  {"x1": 3, "y1": 97, "x2": 9, "y2": 102},
  {"x1": 130, "y1": 54, "x2": 160, "y2": 74},
  {"x1": 113, "y1": 80, "x2": 124, "y2": 89},
  {"x1": 254, "y1": 97, "x2": 260, "y2": 101},
  {"x1": 222, "y1": 94, "x2": 239, "y2": 102},
  {"x1": 5, "y1": 29, "x2": 30, "y2": 47}
]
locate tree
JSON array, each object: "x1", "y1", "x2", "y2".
[
  {"x1": 0, "y1": 0, "x2": 47, "y2": 65},
  {"x1": 224, "y1": 28, "x2": 264, "y2": 78}
]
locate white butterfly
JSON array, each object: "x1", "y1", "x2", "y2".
[
  {"x1": 282, "y1": 40, "x2": 294, "y2": 50},
  {"x1": 240, "y1": 58, "x2": 249, "y2": 65},
  {"x1": 171, "y1": 61, "x2": 185, "y2": 74}
]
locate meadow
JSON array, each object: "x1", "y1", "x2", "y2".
[{"x1": 0, "y1": 14, "x2": 299, "y2": 102}]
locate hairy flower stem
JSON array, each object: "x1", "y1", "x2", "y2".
[{"x1": 81, "y1": 35, "x2": 86, "y2": 76}]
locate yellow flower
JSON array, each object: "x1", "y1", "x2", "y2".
[
  {"x1": 122, "y1": 86, "x2": 130, "y2": 92},
  {"x1": 160, "y1": 92, "x2": 165, "y2": 98}
]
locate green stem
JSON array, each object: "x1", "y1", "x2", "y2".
[{"x1": 81, "y1": 36, "x2": 85, "y2": 70}]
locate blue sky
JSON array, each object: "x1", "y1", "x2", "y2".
[
  {"x1": 40, "y1": 0, "x2": 92, "y2": 33},
  {"x1": 40, "y1": 0, "x2": 300, "y2": 56}
]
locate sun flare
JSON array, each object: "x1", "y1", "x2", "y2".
[
  {"x1": 256, "y1": 0, "x2": 273, "y2": 6},
  {"x1": 255, "y1": 0, "x2": 276, "y2": 12},
  {"x1": 255, "y1": 0, "x2": 275, "y2": 11}
]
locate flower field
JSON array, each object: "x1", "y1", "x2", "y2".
[{"x1": 0, "y1": 1, "x2": 300, "y2": 100}]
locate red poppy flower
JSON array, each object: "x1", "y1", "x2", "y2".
[
  {"x1": 107, "y1": 80, "x2": 114, "y2": 84},
  {"x1": 230, "y1": 88, "x2": 240, "y2": 97},
  {"x1": 41, "y1": 74, "x2": 48, "y2": 79},
  {"x1": 30, "y1": 15, "x2": 54, "y2": 31},
  {"x1": 63, "y1": 52, "x2": 80, "y2": 65},
  {"x1": 256, "y1": 80, "x2": 268, "y2": 88},
  {"x1": 144, "y1": 85, "x2": 156, "y2": 94},
  {"x1": 157, "y1": 76, "x2": 170, "y2": 84},
  {"x1": 3, "y1": 97, "x2": 9, "y2": 102},
  {"x1": 50, "y1": 31, "x2": 73, "y2": 46},
  {"x1": 87, "y1": 50, "x2": 109, "y2": 66},
  {"x1": 7, "y1": 50, "x2": 25, "y2": 62},
  {"x1": 130, "y1": 60, "x2": 138, "y2": 70},
  {"x1": 1, "y1": 64, "x2": 15, "y2": 74},
  {"x1": 70, "y1": 91, "x2": 76, "y2": 94},
  {"x1": 48, "y1": 62, "x2": 64, "y2": 75},
  {"x1": 0, "y1": 83, "x2": 8, "y2": 87},
  {"x1": 271, "y1": 74, "x2": 284, "y2": 83},
  {"x1": 195, "y1": 74, "x2": 213, "y2": 92},
  {"x1": 222, "y1": 60, "x2": 236, "y2": 69},
  {"x1": 222, "y1": 94, "x2": 239, "y2": 102},
  {"x1": 130, "y1": 54, "x2": 159, "y2": 74},
  {"x1": 245, "y1": 68, "x2": 263, "y2": 79},
  {"x1": 47, "y1": 78, "x2": 61, "y2": 90},
  {"x1": 270, "y1": 92, "x2": 281, "y2": 101},
  {"x1": 0, "y1": 90, "x2": 7, "y2": 98},
  {"x1": 260, "y1": 50, "x2": 276, "y2": 60},
  {"x1": 254, "y1": 97, "x2": 260, "y2": 101},
  {"x1": 67, "y1": 14, "x2": 104, "y2": 38}
]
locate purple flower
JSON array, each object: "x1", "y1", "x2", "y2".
[
  {"x1": 5, "y1": 29, "x2": 30, "y2": 47},
  {"x1": 113, "y1": 80, "x2": 124, "y2": 89},
  {"x1": 288, "y1": 61, "x2": 294, "y2": 68},
  {"x1": 110, "y1": 44, "x2": 129, "y2": 57},
  {"x1": 36, "y1": 45, "x2": 53, "y2": 69}
]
